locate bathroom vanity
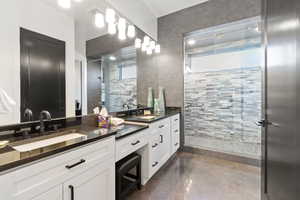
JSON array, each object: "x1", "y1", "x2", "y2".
[{"x1": 0, "y1": 112, "x2": 180, "y2": 200}]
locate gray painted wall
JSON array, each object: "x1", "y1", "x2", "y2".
[{"x1": 139, "y1": 0, "x2": 261, "y2": 107}]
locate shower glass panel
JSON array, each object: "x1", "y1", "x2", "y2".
[{"x1": 184, "y1": 17, "x2": 262, "y2": 159}]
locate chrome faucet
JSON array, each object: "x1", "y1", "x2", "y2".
[{"x1": 39, "y1": 110, "x2": 52, "y2": 133}]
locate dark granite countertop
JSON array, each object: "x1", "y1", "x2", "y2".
[
  {"x1": 124, "y1": 107, "x2": 181, "y2": 123},
  {"x1": 0, "y1": 122, "x2": 148, "y2": 174}
]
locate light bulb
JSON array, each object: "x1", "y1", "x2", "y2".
[
  {"x1": 127, "y1": 25, "x2": 136, "y2": 38},
  {"x1": 150, "y1": 40, "x2": 156, "y2": 50},
  {"x1": 95, "y1": 13, "x2": 105, "y2": 28},
  {"x1": 187, "y1": 39, "x2": 196, "y2": 45},
  {"x1": 109, "y1": 56, "x2": 116, "y2": 61},
  {"x1": 105, "y1": 8, "x2": 116, "y2": 24},
  {"x1": 147, "y1": 47, "x2": 153, "y2": 55},
  {"x1": 143, "y1": 36, "x2": 150, "y2": 46},
  {"x1": 58, "y1": 0, "x2": 71, "y2": 9},
  {"x1": 118, "y1": 18, "x2": 127, "y2": 40},
  {"x1": 108, "y1": 23, "x2": 116, "y2": 35},
  {"x1": 155, "y1": 44, "x2": 161, "y2": 53},
  {"x1": 135, "y1": 38, "x2": 142, "y2": 48}
]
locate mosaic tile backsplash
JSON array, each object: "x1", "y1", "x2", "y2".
[{"x1": 184, "y1": 67, "x2": 262, "y2": 159}]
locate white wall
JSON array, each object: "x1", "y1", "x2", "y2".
[
  {"x1": 107, "y1": 0, "x2": 158, "y2": 40},
  {"x1": 0, "y1": 0, "x2": 75, "y2": 126}
]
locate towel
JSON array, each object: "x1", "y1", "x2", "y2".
[{"x1": 0, "y1": 88, "x2": 16, "y2": 114}]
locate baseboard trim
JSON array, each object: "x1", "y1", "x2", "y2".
[{"x1": 183, "y1": 146, "x2": 261, "y2": 167}]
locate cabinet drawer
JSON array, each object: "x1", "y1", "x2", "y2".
[
  {"x1": 150, "y1": 118, "x2": 170, "y2": 133},
  {"x1": 116, "y1": 130, "x2": 148, "y2": 162},
  {"x1": 11, "y1": 136, "x2": 115, "y2": 200},
  {"x1": 171, "y1": 114, "x2": 180, "y2": 132}
]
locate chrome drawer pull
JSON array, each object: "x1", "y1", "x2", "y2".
[
  {"x1": 159, "y1": 125, "x2": 165, "y2": 128},
  {"x1": 174, "y1": 129, "x2": 179, "y2": 133},
  {"x1": 69, "y1": 185, "x2": 74, "y2": 200},
  {"x1": 131, "y1": 140, "x2": 140, "y2": 146},
  {"x1": 152, "y1": 161, "x2": 159, "y2": 167},
  {"x1": 175, "y1": 143, "x2": 179, "y2": 146},
  {"x1": 152, "y1": 143, "x2": 158, "y2": 148},
  {"x1": 174, "y1": 119, "x2": 178, "y2": 121},
  {"x1": 66, "y1": 159, "x2": 86, "y2": 169}
]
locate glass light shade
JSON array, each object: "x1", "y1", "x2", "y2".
[
  {"x1": 143, "y1": 36, "x2": 150, "y2": 46},
  {"x1": 155, "y1": 44, "x2": 161, "y2": 53},
  {"x1": 127, "y1": 25, "x2": 136, "y2": 38},
  {"x1": 118, "y1": 32, "x2": 126, "y2": 40},
  {"x1": 58, "y1": 0, "x2": 71, "y2": 9},
  {"x1": 105, "y1": 8, "x2": 116, "y2": 24},
  {"x1": 118, "y1": 18, "x2": 127, "y2": 40},
  {"x1": 142, "y1": 43, "x2": 147, "y2": 52},
  {"x1": 135, "y1": 38, "x2": 142, "y2": 48},
  {"x1": 146, "y1": 47, "x2": 153, "y2": 55},
  {"x1": 95, "y1": 13, "x2": 105, "y2": 28},
  {"x1": 150, "y1": 40, "x2": 156, "y2": 50},
  {"x1": 108, "y1": 23, "x2": 117, "y2": 35}
]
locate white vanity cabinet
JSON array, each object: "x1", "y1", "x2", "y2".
[
  {"x1": 171, "y1": 114, "x2": 180, "y2": 155},
  {"x1": 63, "y1": 158, "x2": 115, "y2": 200},
  {"x1": 31, "y1": 185, "x2": 62, "y2": 200},
  {"x1": 0, "y1": 136, "x2": 115, "y2": 200},
  {"x1": 149, "y1": 118, "x2": 171, "y2": 177}
]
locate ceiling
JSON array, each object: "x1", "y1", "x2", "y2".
[
  {"x1": 43, "y1": 0, "x2": 110, "y2": 40},
  {"x1": 142, "y1": 0, "x2": 210, "y2": 17}
]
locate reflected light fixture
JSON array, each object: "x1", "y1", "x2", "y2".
[
  {"x1": 58, "y1": 0, "x2": 71, "y2": 9},
  {"x1": 150, "y1": 40, "x2": 156, "y2": 50},
  {"x1": 118, "y1": 18, "x2": 127, "y2": 40},
  {"x1": 109, "y1": 56, "x2": 116, "y2": 61},
  {"x1": 108, "y1": 23, "x2": 117, "y2": 35},
  {"x1": 95, "y1": 12, "x2": 105, "y2": 28},
  {"x1": 141, "y1": 43, "x2": 147, "y2": 52},
  {"x1": 127, "y1": 25, "x2": 136, "y2": 38},
  {"x1": 143, "y1": 36, "x2": 150, "y2": 46},
  {"x1": 146, "y1": 47, "x2": 153, "y2": 55},
  {"x1": 106, "y1": 8, "x2": 116, "y2": 24},
  {"x1": 155, "y1": 44, "x2": 161, "y2": 53},
  {"x1": 187, "y1": 39, "x2": 196, "y2": 45},
  {"x1": 135, "y1": 38, "x2": 142, "y2": 48}
]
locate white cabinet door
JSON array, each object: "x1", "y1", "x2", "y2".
[
  {"x1": 63, "y1": 159, "x2": 115, "y2": 200},
  {"x1": 31, "y1": 185, "x2": 62, "y2": 200},
  {"x1": 157, "y1": 128, "x2": 171, "y2": 165}
]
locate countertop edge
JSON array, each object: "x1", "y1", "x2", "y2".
[{"x1": 0, "y1": 132, "x2": 117, "y2": 175}]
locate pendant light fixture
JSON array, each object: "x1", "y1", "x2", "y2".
[
  {"x1": 135, "y1": 38, "x2": 142, "y2": 48},
  {"x1": 95, "y1": 12, "x2": 105, "y2": 28},
  {"x1": 58, "y1": 0, "x2": 71, "y2": 9},
  {"x1": 127, "y1": 25, "x2": 136, "y2": 38},
  {"x1": 118, "y1": 18, "x2": 127, "y2": 40}
]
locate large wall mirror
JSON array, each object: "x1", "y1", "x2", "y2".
[{"x1": 0, "y1": 0, "x2": 158, "y2": 127}]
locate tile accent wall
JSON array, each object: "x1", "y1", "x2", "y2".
[
  {"x1": 184, "y1": 67, "x2": 262, "y2": 159},
  {"x1": 106, "y1": 63, "x2": 137, "y2": 112}
]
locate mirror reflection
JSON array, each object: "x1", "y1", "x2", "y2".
[{"x1": 0, "y1": 0, "x2": 158, "y2": 126}]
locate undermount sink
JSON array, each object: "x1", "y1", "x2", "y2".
[
  {"x1": 11, "y1": 133, "x2": 87, "y2": 152},
  {"x1": 136, "y1": 115, "x2": 156, "y2": 120}
]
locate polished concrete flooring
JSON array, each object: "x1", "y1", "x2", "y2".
[{"x1": 128, "y1": 152, "x2": 260, "y2": 200}]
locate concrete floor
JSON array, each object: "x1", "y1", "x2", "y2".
[{"x1": 128, "y1": 152, "x2": 260, "y2": 200}]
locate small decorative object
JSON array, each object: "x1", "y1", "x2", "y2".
[
  {"x1": 98, "y1": 106, "x2": 110, "y2": 128},
  {"x1": 147, "y1": 87, "x2": 154, "y2": 108},
  {"x1": 158, "y1": 87, "x2": 166, "y2": 114},
  {"x1": 153, "y1": 98, "x2": 160, "y2": 114}
]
